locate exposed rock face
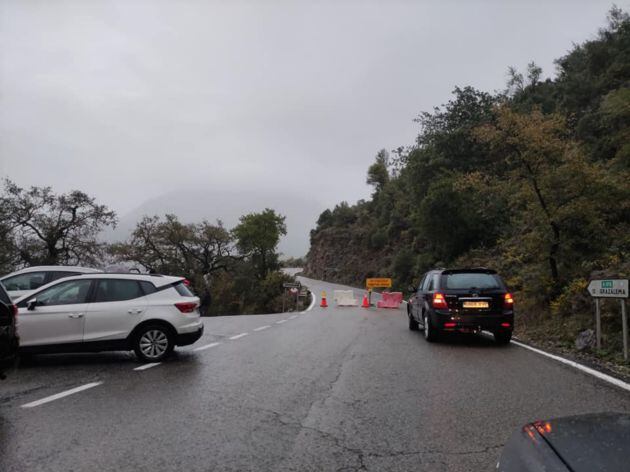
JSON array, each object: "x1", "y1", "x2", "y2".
[
  {"x1": 303, "y1": 227, "x2": 392, "y2": 287},
  {"x1": 575, "y1": 329, "x2": 596, "y2": 351}
]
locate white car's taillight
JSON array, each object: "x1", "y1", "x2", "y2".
[{"x1": 175, "y1": 302, "x2": 197, "y2": 313}]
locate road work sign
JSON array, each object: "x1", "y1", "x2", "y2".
[
  {"x1": 587, "y1": 279, "x2": 628, "y2": 298},
  {"x1": 366, "y1": 278, "x2": 392, "y2": 289}
]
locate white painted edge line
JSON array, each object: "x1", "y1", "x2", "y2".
[
  {"x1": 254, "y1": 325, "x2": 271, "y2": 331},
  {"x1": 276, "y1": 319, "x2": 287, "y2": 324},
  {"x1": 193, "y1": 342, "x2": 221, "y2": 351},
  {"x1": 288, "y1": 315, "x2": 298, "y2": 319},
  {"x1": 510, "y1": 339, "x2": 630, "y2": 393},
  {"x1": 21, "y1": 382, "x2": 103, "y2": 408},
  {"x1": 134, "y1": 362, "x2": 161, "y2": 371},
  {"x1": 229, "y1": 333, "x2": 248, "y2": 340},
  {"x1": 301, "y1": 293, "x2": 317, "y2": 313}
]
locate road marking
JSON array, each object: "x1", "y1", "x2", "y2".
[
  {"x1": 229, "y1": 333, "x2": 248, "y2": 340},
  {"x1": 276, "y1": 319, "x2": 287, "y2": 324},
  {"x1": 21, "y1": 382, "x2": 103, "y2": 408},
  {"x1": 134, "y1": 362, "x2": 161, "y2": 371},
  {"x1": 193, "y1": 342, "x2": 221, "y2": 351},
  {"x1": 301, "y1": 292, "x2": 317, "y2": 313},
  {"x1": 510, "y1": 339, "x2": 630, "y2": 393},
  {"x1": 254, "y1": 325, "x2": 271, "y2": 331},
  {"x1": 288, "y1": 315, "x2": 298, "y2": 319}
]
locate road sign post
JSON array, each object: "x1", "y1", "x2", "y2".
[
  {"x1": 587, "y1": 279, "x2": 629, "y2": 361},
  {"x1": 365, "y1": 278, "x2": 392, "y2": 307},
  {"x1": 621, "y1": 299, "x2": 628, "y2": 362}
]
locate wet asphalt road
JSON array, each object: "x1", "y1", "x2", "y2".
[{"x1": 1, "y1": 276, "x2": 630, "y2": 472}]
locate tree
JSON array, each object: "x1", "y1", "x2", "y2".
[
  {"x1": 0, "y1": 179, "x2": 117, "y2": 266},
  {"x1": 366, "y1": 149, "x2": 390, "y2": 192},
  {"x1": 232, "y1": 209, "x2": 286, "y2": 279},
  {"x1": 474, "y1": 106, "x2": 619, "y2": 292},
  {"x1": 112, "y1": 214, "x2": 235, "y2": 277}
]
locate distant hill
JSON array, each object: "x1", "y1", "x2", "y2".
[{"x1": 104, "y1": 188, "x2": 327, "y2": 257}]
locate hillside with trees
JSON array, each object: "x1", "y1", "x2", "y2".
[
  {"x1": 0, "y1": 179, "x2": 296, "y2": 316},
  {"x1": 305, "y1": 7, "x2": 630, "y2": 364}
]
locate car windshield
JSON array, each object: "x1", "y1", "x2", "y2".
[{"x1": 444, "y1": 273, "x2": 501, "y2": 290}]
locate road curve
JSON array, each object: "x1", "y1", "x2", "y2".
[{"x1": 1, "y1": 275, "x2": 629, "y2": 471}]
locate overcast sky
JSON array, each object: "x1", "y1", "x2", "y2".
[{"x1": 0, "y1": 0, "x2": 621, "y2": 253}]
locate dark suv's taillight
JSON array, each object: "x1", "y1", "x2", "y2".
[
  {"x1": 503, "y1": 293, "x2": 514, "y2": 309},
  {"x1": 432, "y1": 292, "x2": 449, "y2": 309}
]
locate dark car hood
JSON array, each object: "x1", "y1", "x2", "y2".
[{"x1": 536, "y1": 412, "x2": 630, "y2": 472}]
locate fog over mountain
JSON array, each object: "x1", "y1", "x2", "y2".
[{"x1": 105, "y1": 187, "x2": 328, "y2": 257}]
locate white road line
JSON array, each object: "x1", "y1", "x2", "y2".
[
  {"x1": 276, "y1": 319, "x2": 287, "y2": 324},
  {"x1": 301, "y1": 292, "x2": 317, "y2": 313},
  {"x1": 288, "y1": 315, "x2": 298, "y2": 319},
  {"x1": 229, "y1": 332, "x2": 248, "y2": 340},
  {"x1": 21, "y1": 382, "x2": 103, "y2": 408},
  {"x1": 254, "y1": 325, "x2": 271, "y2": 332},
  {"x1": 133, "y1": 362, "x2": 161, "y2": 371},
  {"x1": 510, "y1": 339, "x2": 630, "y2": 393},
  {"x1": 193, "y1": 342, "x2": 221, "y2": 351}
]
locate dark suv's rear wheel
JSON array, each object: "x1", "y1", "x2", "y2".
[
  {"x1": 134, "y1": 324, "x2": 175, "y2": 362},
  {"x1": 423, "y1": 313, "x2": 439, "y2": 342},
  {"x1": 493, "y1": 330, "x2": 512, "y2": 345}
]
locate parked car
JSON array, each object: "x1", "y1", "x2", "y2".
[
  {"x1": 15, "y1": 273, "x2": 204, "y2": 362},
  {"x1": 1, "y1": 266, "x2": 102, "y2": 301},
  {"x1": 407, "y1": 267, "x2": 514, "y2": 344},
  {"x1": 0, "y1": 282, "x2": 19, "y2": 379},
  {"x1": 497, "y1": 412, "x2": 630, "y2": 471}
]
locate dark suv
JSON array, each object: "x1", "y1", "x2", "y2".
[
  {"x1": 0, "y1": 282, "x2": 19, "y2": 379},
  {"x1": 407, "y1": 268, "x2": 514, "y2": 344}
]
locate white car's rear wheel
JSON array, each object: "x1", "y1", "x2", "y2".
[{"x1": 134, "y1": 325, "x2": 174, "y2": 362}]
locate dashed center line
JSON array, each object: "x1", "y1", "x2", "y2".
[
  {"x1": 21, "y1": 382, "x2": 103, "y2": 408},
  {"x1": 229, "y1": 333, "x2": 249, "y2": 340},
  {"x1": 254, "y1": 325, "x2": 271, "y2": 331},
  {"x1": 275, "y1": 319, "x2": 287, "y2": 324},
  {"x1": 193, "y1": 342, "x2": 221, "y2": 351},
  {"x1": 134, "y1": 362, "x2": 161, "y2": 371}
]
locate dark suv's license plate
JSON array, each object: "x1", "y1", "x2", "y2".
[{"x1": 462, "y1": 301, "x2": 489, "y2": 309}]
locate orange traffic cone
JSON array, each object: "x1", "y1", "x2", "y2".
[
  {"x1": 361, "y1": 292, "x2": 370, "y2": 308},
  {"x1": 320, "y1": 291, "x2": 328, "y2": 308}
]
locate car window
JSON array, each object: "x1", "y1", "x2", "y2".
[
  {"x1": 173, "y1": 281, "x2": 194, "y2": 297},
  {"x1": 416, "y1": 275, "x2": 426, "y2": 294},
  {"x1": 94, "y1": 279, "x2": 144, "y2": 302},
  {"x1": 48, "y1": 271, "x2": 81, "y2": 282},
  {"x1": 443, "y1": 273, "x2": 502, "y2": 290},
  {"x1": 140, "y1": 281, "x2": 157, "y2": 295},
  {"x1": 421, "y1": 273, "x2": 432, "y2": 291},
  {"x1": 2, "y1": 272, "x2": 47, "y2": 291},
  {"x1": 427, "y1": 275, "x2": 435, "y2": 291},
  {"x1": 34, "y1": 279, "x2": 92, "y2": 306}
]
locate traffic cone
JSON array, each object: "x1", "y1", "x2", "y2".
[
  {"x1": 320, "y1": 291, "x2": 328, "y2": 308},
  {"x1": 361, "y1": 292, "x2": 370, "y2": 308}
]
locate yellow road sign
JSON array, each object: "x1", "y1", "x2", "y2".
[{"x1": 366, "y1": 278, "x2": 392, "y2": 289}]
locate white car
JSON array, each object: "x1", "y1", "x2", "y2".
[
  {"x1": 15, "y1": 273, "x2": 204, "y2": 362},
  {"x1": 1, "y1": 266, "x2": 102, "y2": 301}
]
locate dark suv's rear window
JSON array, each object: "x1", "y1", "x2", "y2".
[
  {"x1": 173, "y1": 281, "x2": 194, "y2": 297},
  {"x1": 443, "y1": 273, "x2": 502, "y2": 290}
]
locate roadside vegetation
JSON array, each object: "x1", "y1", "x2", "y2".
[
  {"x1": 305, "y1": 7, "x2": 630, "y2": 366},
  {"x1": 0, "y1": 181, "x2": 295, "y2": 316}
]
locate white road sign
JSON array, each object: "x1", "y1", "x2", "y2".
[{"x1": 587, "y1": 279, "x2": 628, "y2": 298}]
